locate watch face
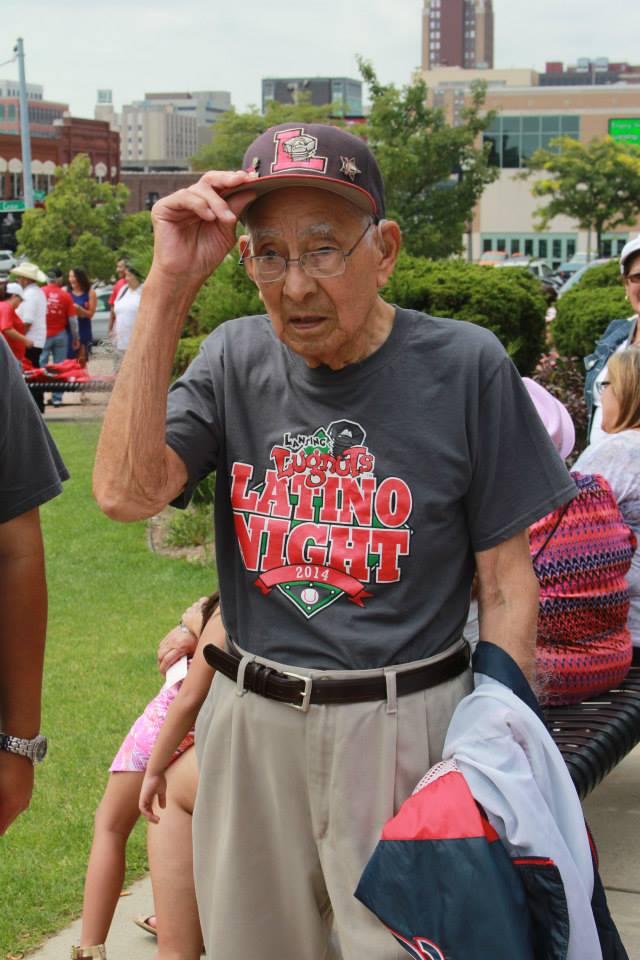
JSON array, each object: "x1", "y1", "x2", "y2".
[{"x1": 31, "y1": 736, "x2": 48, "y2": 764}]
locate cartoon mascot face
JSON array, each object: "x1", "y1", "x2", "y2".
[{"x1": 282, "y1": 134, "x2": 318, "y2": 162}]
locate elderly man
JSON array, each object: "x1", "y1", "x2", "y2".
[{"x1": 94, "y1": 124, "x2": 575, "y2": 959}]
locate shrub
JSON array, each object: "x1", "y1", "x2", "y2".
[
  {"x1": 173, "y1": 336, "x2": 207, "y2": 379},
  {"x1": 384, "y1": 254, "x2": 547, "y2": 374},
  {"x1": 574, "y1": 259, "x2": 622, "y2": 291},
  {"x1": 552, "y1": 286, "x2": 630, "y2": 357},
  {"x1": 190, "y1": 253, "x2": 262, "y2": 336},
  {"x1": 166, "y1": 502, "x2": 213, "y2": 555}
]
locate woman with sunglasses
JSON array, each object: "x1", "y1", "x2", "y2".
[{"x1": 584, "y1": 237, "x2": 640, "y2": 445}]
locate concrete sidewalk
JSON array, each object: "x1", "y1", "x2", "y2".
[{"x1": 26, "y1": 745, "x2": 640, "y2": 958}]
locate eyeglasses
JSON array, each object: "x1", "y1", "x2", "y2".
[
  {"x1": 240, "y1": 221, "x2": 374, "y2": 284},
  {"x1": 596, "y1": 380, "x2": 611, "y2": 395},
  {"x1": 625, "y1": 272, "x2": 640, "y2": 285}
]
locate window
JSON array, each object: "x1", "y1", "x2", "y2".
[
  {"x1": 510, "y1": 239, "x2": 520, "y2": 254},
  {"x1": 566, "y1": 239, "x2": 576, "y2": 259},
  {"x1": 484, "y1": 115, "x2": 580, "y2": 168},
  {"x1": 8, "y1": 104, "x2": 16, "y2": 120},
  {"x1": 552, "y1": 239, "x2": 562, "y2": 260},
  {"x1": 538, "y1": 239, "x2": 547, "y2": 259},
  {"x1": 524, "y1": 239, "x2": 534, "y2": 256}
]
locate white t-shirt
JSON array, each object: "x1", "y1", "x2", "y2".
[
  {"x1": 574, "y1": 429, "x2": 640, "y2": 645},
  {"x1": 113, "y1": 284, "x2": 143, "y2": 351},
  {"x1": 17, "y1": 282, "x2": 47, "y2": 349}
]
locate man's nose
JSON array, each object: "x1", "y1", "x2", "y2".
[{"x1": 282, "y1": 260, "x2": 318, "y2": 299}]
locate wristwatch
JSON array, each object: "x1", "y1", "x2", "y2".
[{"x1": 0, "y1": 732, "x2": 48, "y2": 765}]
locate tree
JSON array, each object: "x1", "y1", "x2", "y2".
[
  {"x1": 357, "y1": 59, "x2": 498, "y2": 259},
  {"x1": 16, "y1": 155, "x2": 130, "y2": 279},
  {"x1": 191, "y1": 96, "x2": 339, "y2": 171},
  {"x1": 524, "y1": 137, "x2": 640, "y2": 257}
]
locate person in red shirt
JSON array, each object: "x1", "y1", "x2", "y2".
[
  {"x1": 0, "y1": 283, "x2": 32, "y2": 363},
  {"x1": 41, "y1": 269, "x2": 78, "y2": 407},
  {"x1": 108, "y1": 258, "x2": 127, "y2": 337}
]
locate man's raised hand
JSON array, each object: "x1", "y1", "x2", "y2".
[{"x1": 150, "y1": 170, "x2": 257, "y2": 286}]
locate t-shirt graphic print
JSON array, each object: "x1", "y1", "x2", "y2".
[{"x1": 230, "y1": 418, "x2": 413, "y2": 619}]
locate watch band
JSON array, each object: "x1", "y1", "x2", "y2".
[{"x1": 0, "y1": 732, "x2": 48, "y2": 764}]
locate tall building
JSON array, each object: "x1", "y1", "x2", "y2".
[
  {"x1": 143, "y1": 91, "x2": 231, "y2": 150},
  {"x1": 261, "y1": 77, "x2": 363, "y2": 117},
  {"x1": 0, "y1": 78, "x2": 68, "y2": 139},
  {"x1": 95, "y1": 90, "x2": 232, "y2": 165},
  {"x1": 422, "y1": 0, "x2": 494, "y2": 71},
  {"x1": 120, "y1": 102, "x2": 198, "y2": 165}
]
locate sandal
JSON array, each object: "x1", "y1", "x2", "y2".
[
  {"x1": 134, "y1": 914, "x2": 158, "y2": 937},
  {"x1": 70, "y1": 947, "x2": 106, "y2": 959}
]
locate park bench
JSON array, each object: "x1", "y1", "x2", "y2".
[
  {"x1": 25, "y1": 377, "x2": 115, "y2": 395},
  {"x1": 544, "y1": 649, "x2": 640, "y2": 799}
]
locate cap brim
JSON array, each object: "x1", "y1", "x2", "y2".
[{"x1": 223, "y1": 173, "x2": 377, "y2": 222}]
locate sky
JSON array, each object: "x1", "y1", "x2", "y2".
[{"x1": 1, "y1": 0, "x2": 638, "y2": 118}]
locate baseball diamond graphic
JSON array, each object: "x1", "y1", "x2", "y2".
[{"x1": 230, "y1": 420, "x2": 414, "y2": 619}]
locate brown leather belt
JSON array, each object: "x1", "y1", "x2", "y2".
[{"x1": 202, "y1": 642, "x2": 470, "y2": 712}]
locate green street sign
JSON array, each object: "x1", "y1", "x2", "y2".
[
  {"x1": 609, "y1": 118, "x2": 640, "y2": 145},
  {"x1": 0, "y1": 200, "x2": 26, "y2": 213},
  {"x1": 33, "y1": 189, "x2": 46, "y2": 202}
]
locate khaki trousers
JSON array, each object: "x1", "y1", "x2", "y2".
[{"x1": 193, "y1": 640, "x2": 472, "y2": 960}]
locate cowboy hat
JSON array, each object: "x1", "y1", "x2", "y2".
[{"x1": 11, "y1": 261, "x2": 48, "y2": 284}]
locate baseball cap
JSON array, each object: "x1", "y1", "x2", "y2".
[
  {"x1": 523, "y1": 377, "x2": 575, "y2": 460},
  {"x1": 224, "y1": 123, "x2": 386, "y2": 220},
  {"x1": 620, "y1": 236, "x2": 640, "y2": 274},
  {"x1": 6, "y1": 282, "x2": 24, "y2": 299},
  {"x1": 47, "y1": 267, "x2": 64, "y2": 281}
]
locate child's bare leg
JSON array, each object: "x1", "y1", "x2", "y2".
[
  {"x1": 80, "y1": 771, "x2": 144, "y2": 947},
  {"x1": 148, "y1": 749, "x2": 201, "y2": 960}
]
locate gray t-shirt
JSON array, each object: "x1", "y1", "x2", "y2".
[
  {"x1": 1, "y1": 337, "x2": 69, "y2": 523},
  {"x1": 166, "y1": 308, "x2": 575, "y2": 670}
]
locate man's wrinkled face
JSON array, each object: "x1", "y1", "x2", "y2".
[{"x1": 244, "y1": 188, "x2": 384, "y2": 368}]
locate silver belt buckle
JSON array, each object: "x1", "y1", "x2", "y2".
[{"x1": 282, "y1": 671, "x2": 313, "y2": 712}]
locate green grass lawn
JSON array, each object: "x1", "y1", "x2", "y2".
[{"x1": 0, "y1": 421, "x2": 214, "y2": 957}]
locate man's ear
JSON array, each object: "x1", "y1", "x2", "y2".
[{"x1": 375, "y1": 220, "x2": 402, "y2": 289}]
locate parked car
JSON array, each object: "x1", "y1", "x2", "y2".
[
  {"x1": 478, "y1": 250, "x2": 508, "y2": 266},
  {"x1": 556, "y1": 259, "x2": 612, "y2": 298},
  {"x1": 0, "y1": 250, "x2": 16, "y2": 274},
  {"x1": 553, "y1": 260, "x2": 585, "y2": 284},
  {"x1": 92, "y1": 284, "x2": 113, "y2": 342},
  {"x1": 495, "y1": 256, "x2": 560, "y2": 303}
]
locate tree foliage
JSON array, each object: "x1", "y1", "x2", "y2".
[
  {"x1": 357, "y1": 60, "x2": 498, "y2": 259},
  {"x1": 524, "y1": 137, "x2": 640, "y2": 257},
  {"x1": 191, "y1": 96, "x2": 338, "y2": 171},
  {"x1": 16, "y1": 155, "x2": 130, "y2": 279},
  {"x1": 552, "y1": 285, "x2": 629, "y2": 358}
]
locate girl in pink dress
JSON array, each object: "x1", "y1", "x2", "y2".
[{"x1": 71, "y1": 593, "x2": 223, "y2": 960}]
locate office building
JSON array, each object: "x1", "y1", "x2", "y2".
[
  {"x1": 421, "y1": 0, "x2": 494, "y2": 72},
  {"x1": 0, "y1": 78, "x2": 68, "y2": 139},
  {"x1": 539, "y1": 59, "x2": 640, "y2": 87},
  {"x1": 261, "y1": 77, "x2": 363, "y2": 117},
  {"x1": 120, "y1": 102, "x2": 198, "y2": 165}
]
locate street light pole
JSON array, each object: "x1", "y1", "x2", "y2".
[{"x1": 14, "y1": 37, "x2": 34, "y2": 209}]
